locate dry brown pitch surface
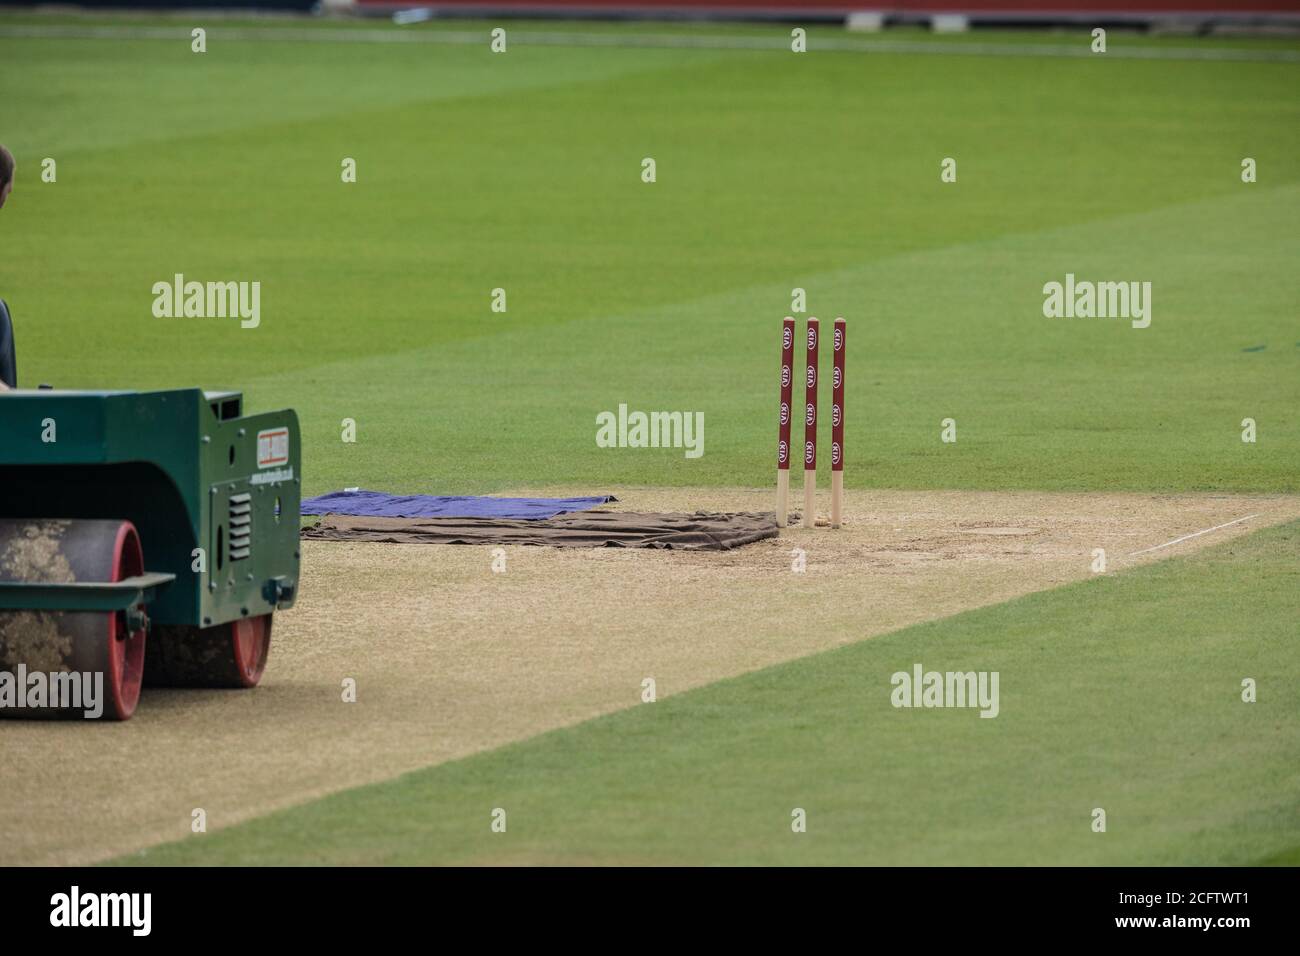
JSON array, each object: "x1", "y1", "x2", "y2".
[{"x1": 3, "y1": 487, "x2": 1297, "y2": 865}]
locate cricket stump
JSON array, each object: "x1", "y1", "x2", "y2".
[
  {"x1": 776, "y1": 317, "x2": 795, "y2": 526},
  {"x1": 803, "y1": 317, "x2": 819, "y2": 529},
  {"x1": 831, "y1": 317, "x2": 845, "y2": 529}
]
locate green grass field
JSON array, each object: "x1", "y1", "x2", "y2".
[
  {"x1": 1, "y1": 15, "x2": 1296, "y2": 494},
  {"x1": 1, "y1": 13, "x2": 1296, "y2": 867}
]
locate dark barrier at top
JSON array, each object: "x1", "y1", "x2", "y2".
[
  {"x1": 354, "y1": 0, "x2": 1300, "y2": 14},
  {"x1": 5, "y1": 0, "x2": 1296, "y2": 15},
  {"x1": 0, "y1": 0, "x2": 317, "y2": 8}
]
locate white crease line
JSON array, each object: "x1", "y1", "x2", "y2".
[{"x1": 1128, "y1": 514, "x2": 1261, "y2": 557}]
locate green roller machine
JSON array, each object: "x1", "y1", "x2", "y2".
[{"x1": 0, "y1": 388, "x2": 301, "y2": 719}]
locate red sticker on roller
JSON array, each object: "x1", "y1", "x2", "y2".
[{"x1": 257, "y1": 428, "x2": 290, "y2": 468}]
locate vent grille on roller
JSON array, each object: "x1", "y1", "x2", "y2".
[{"x1": 229, "y1": 492, "x2": 251, "y2": 561}]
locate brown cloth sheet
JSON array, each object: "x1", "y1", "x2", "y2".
[{"x1": 301, "y1": 510, "x2": 779, "y2": 551}]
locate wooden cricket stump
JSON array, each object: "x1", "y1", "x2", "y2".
[
  {"x1": 802, "y1": 318, "x2": 820, "y2": 529},
  {"x1": 776, "y1": 468, "x2": 790, "y2": 527},
  {"x1": 775, "y1": 317, "x2": 795, "y2": 526},
  {"x1": 803, "y1": 468, "x2": 817, "y2": 529},
  {"x1": 831, "y1": 317, "x2": 845, "y2": 528},
  {"x1": 776, "y1": 314, "x2": 844, "y2": 531}
]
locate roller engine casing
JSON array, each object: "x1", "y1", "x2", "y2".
[{"x1": 0, "y1": 388, "x2": 300, "y2": 718}]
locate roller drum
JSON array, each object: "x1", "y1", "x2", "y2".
[{"x1": 0, "y1": 518, "x2": 147, "y2": 720}]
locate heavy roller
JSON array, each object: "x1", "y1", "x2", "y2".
[{"x1": 0, "y1": 388, "x2": 300, "y2": 719}]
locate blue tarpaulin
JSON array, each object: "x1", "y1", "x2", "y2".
[{"x1": 300, "y1": 490, "x2": 616, "y2": 520}]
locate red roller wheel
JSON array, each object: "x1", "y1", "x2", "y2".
[
  {"x1": 228, "y1": 616, "x2": 272, "y2": 688},
  {"x1": 105, "y1": 521, "x2": 147, "y2": 717},
  {"x1": 0, "y1": 518, "x2": 147, "y2": 721},
  {"x1": 144, "y1": 614, "x2": 272, "y2": 688}
]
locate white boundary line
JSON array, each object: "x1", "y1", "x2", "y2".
[
  {"x1": 1, "y1": 24, "x2": 1298, "y2": 62},
  {"x1": 1127, "y1": 514, "x2": 1261, "y2": 556}
]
